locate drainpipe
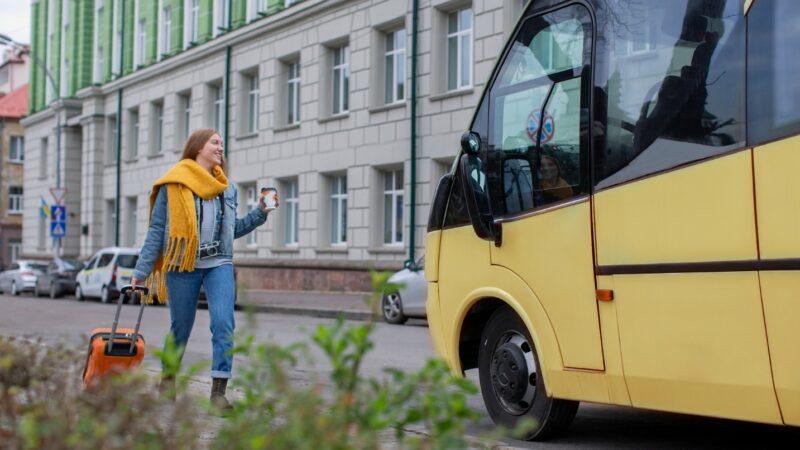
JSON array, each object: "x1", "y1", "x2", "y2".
[
  {"x1": 223, "y1": 0, "x2": 232, "y2": 157},
  {"x1": 407, "y1": 0, "x2": 419, "y2": 265},
  {"x1": 114, "y1": 0, "x2": 126, "y2": 246},
  {"x1": 224, "y1": 46, "x2": 231, "y2": 158}
]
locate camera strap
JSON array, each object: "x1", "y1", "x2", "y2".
[{"x1": 198, "y1": 193, "x2": 225, "y2": 242}]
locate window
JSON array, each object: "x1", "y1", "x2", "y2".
[
  {"x1": 8, "y1": 186, "x2": 23, "y2": 214},
  {"x1": 283, "y1": 178, "x2": 299, "y2": 245},
  {"x1": 178, "y1": 92, "x2": 192, "y2": 143},
  {"x1": 246, "y1": 73, "x2": 260, "y2": 133},
  {"x1": 106, "y1": 116, "x2": 118, "y2": 163},
  {"x1": 248, "y1": 0, "x2": 267, "y2": 21},
  {"x1": 214, "y1": 0, "x2": 230, "y2": 37},
  {"x1": 128, "y1": 109, "x2": 140, "y2": 159},
  {"x1": 595, "y1": 0, "x2": 745, "y2": 188},
  {"x1": 447, "y1": 8, "x2": 473, "y2": 90},
  {"x1": 488, "y1": 5, "x2": 590, "y2": 215},
  {"x1": 287, "y1": 61, "x2": 301, "y2": 125},
  {"x1": 136, "y1": 19, "x2": 146, "y2": 67},
  {"x1": 160, "y1": 7, "x2": 172, "y2": 58},
  {"x1": 748, "y1": 0, "x2": 800, "y2": 145},
  {"x1": 332, "y1": 46, "x2": 350, "y2": 114},
  {"x1": 211, "y1": 84, "x2": 224, "y2": 131},
  {"x1": 125, "y1": 196, "x2": 137, "y2": 247},
  {"x1": 105, "y1": 200, "x2": 116, "y2": 246},
  {"x1": 94, "y1": 4, "x2": 104, "y2": 82},
  {"x1": 383, "y1": 169, "x2": 404, "y2": 245},
  {"x1": 152, "y1": 101, "x2": 164, "y2": 154},
  {"x1": 245, "y1": 185, "x2": 258, "y2": 246},
  {"x1": 185, "y1": 0, "x2": 199, "y2": 47},
  {"x1": 95, "y1": 46, "x2": 104, "y2": 83},
  {"x1": 8, "y1": 239, "x2": 20, "y2": 263},
  {"x1": 39, "y1": 137, "x2": 48, "y2": 178},
  {"x1": 385, "y1": 29, "x2": 406, "y2": 104},
  {"x1": 330, "y1": 175, "x2": 347, "y2": 245},
  {"x1": 9, "y1": 136, "x2": 24, "y2": 162}
]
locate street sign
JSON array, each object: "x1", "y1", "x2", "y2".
[
  {"x1": 50, "y1": 221, "x2": 66, "y2": 238},
  {"x1": 51, "y1": 205, "x2": 65, "y2": 221},
  {"x1": 50, "y1": 187, "x2": 68, "y2": 205}
]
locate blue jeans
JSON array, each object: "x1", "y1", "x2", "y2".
[{"x1": 165, "y1": 264, "x2": 236, "y2": 379}]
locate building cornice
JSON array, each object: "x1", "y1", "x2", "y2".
[
  {"x1": 97, "y1": 0, "x2": 350, "y2": 93},
  {"x1": 20, "y1": 98, "x2": 82, "y2": 127}
]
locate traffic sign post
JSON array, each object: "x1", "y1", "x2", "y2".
[{"x1": 49, "y1": 188, "x2": 68, "y2": 257}]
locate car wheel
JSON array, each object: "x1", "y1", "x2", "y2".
[
  {"x1": 100, "y1": 285, "x2": 111, "y2": 304},
  {"x1": 49, "y1": 282, "x2": 59, "y2": 299},
  {"x1": 11, "y1": 281, "x2": 19, "y2": 296},
  {"x1": 381, "y1": 292, "x2": 408, "y2": 325},
  {"x1": 478, "y1": 307, "x2": 579, "y2": 441},
  {"x1": 75, "y1": 284, "x2": 85, "y2": 302}
]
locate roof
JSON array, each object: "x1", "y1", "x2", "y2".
[{"x1": 0, "y1": 84, "x2": 28, "y2": 119}]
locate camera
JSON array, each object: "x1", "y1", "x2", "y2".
[{"x1": 198, "y1": 241, "x2": 221, "y2": 259}]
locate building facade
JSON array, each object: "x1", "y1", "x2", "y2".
[
  {"x1": 0, "y1": 84, "x2": 28, "y2": 270},
  {"x1": 23, "y1": 0, "x2": 525, "y2": 292}
]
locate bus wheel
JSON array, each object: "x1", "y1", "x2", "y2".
[{"x1": 478, "y1": 307, "x2": 578, "y2": 440}]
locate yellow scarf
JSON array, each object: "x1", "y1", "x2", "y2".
[{"x1": 145, "y1": 159, "x2": 229, "y2": 303}]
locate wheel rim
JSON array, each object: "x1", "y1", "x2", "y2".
[
  {"x1": 382, "y1": 293, "x2": 402, "y2": 320},
  {"x1": 489, "y1": 332, "x2": 538, "y2": 415}
]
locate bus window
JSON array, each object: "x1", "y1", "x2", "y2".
[
  {"x1": 488, "y1": 6, "x2": 591, "y2": 216},
  {"x1": 594, "y1": 0, "x2": 745, "y2": 189},
  {"x1": 747, "y1": 0, "x2": 800, "y2": 145}
]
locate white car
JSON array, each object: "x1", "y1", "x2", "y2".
[
  {"x1": 0, "y1": 260, "x2": 47, "y2": 296},
  {"x1": 75, "y1": 247, "x2": 139, "y2": 303},
  {"x1": 381, "y1": 256, "x2": 427, "y2": 325}
]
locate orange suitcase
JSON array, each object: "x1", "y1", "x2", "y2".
[{"x1": 83, "y1": 285, "x2": 148, "y2": 388}]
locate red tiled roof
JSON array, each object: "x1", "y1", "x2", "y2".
[{"x1": 0, "y1": 84, "x2": 28, "y2": 119}]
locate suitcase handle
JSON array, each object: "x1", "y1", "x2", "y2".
[{"x1": 107, "y1": 285, "x2": 149, "y2": 354}]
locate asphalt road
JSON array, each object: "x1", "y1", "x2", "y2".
[{"x1": 1, "y1": 292, "x2": 798, "y2": 449}]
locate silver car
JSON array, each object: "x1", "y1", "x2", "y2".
[
  {"x1": 0, "y1": 260, "x2": 48, "y2": 296},
  {"x1": 381, "y1": 256, "x2": 427, "y2": 325}
]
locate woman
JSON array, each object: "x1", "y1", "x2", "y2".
[
  {"x1": 537, "y1": 154, "x2": 573, "y2": 202},
  {"x1": 130, "y1": 128, "x2": 275, "y2": 410}
]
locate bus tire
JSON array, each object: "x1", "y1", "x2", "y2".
[{"x1": 478, "y1": 307, "x2": 578, "y2": 441}]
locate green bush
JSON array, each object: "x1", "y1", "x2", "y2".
[{"x1": 1, "y1": 271, "x2": 483, "y2": 449}]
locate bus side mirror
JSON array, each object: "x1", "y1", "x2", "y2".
[
  {"x1": 459, "y1": 153, "x2": 502, "y2": 246},
  {"x1": 461, "y1": 131, "x2": 482, "y2": 155}
]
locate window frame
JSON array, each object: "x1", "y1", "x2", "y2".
[
  {"x1": 385, "y1": 28, "x2": 406, "y2": 104},
  {"x1": 160, "y1": 6, "x2": 172, "y2": 58},
  {"x1": 383, "y1": 169, "x2": 405, "y2": 245},
  {"x1": 152, "y1": 101, "x2": 165, "y2": 154},
  {"x1": 7, "y1": 186, "x2": 23, "y2": 214},
  {"x1": 287, "y1": 61, "x2": 301, "y2": 125},
  {"x1": 447, "y1": 8, "x2": 474, "y2": 91},
  {"x1": 330, "y1": 175, "x2": 348, "y2": 245},
  {"x1": 332, "y1": 45, "x2": 350, "y2": 115},
  {"x1": 9, "y1": 136, "x2": 24, "y2": 162},
  {"x1": 245, "y1": 185, "x2": 259, "y2": 246},
  {"x1": 282, "y1": 178, "x2": 299, "y2": 245},
  {"x1": 246, "y1": 73, "x2": 260, "y2": 133}
]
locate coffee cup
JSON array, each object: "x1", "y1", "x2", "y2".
[{"x1": 261, "y1": 187, "x2": 279, "y2": 210}]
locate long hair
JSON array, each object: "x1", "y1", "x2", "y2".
[{"x1": 181, "y1": 128, "x2": 226, "y2": 173}]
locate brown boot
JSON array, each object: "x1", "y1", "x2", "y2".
[
  {"x1": 159, "y1": 375, "x2": 176, "y2": 401},
  {"x1": 210, "y1": 377, "x2": 233, "y2": 413}
]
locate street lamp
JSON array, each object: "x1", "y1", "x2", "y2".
[{"x1": 1, "y1": 33, "x2": 63, "y2": 257}]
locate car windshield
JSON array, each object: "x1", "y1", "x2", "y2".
[
  {"x1": 62, "y1": 259, "x2": 83, "y2": 270},
  {"x1": 28, "y1": 263, "x2": 48, "y2": 272},
  {"x1": 116, "y1": 254, "x2": 139, "y2": 268}
]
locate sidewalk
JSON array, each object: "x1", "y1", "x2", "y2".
[{"x1": 237, "y1": 289, "x2": 377, "y2": 321}]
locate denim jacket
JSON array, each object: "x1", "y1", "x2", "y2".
[{"x1": 132, "y1": 184, "x2": 267, "y2": 280}]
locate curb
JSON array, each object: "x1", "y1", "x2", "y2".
[{"x1": 237, "y1": 303, "x2": 376, "y2": 322}]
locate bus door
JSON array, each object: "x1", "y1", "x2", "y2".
[
  {"x1": 483, "y1": 4, "x2": 603, "y2": 370},
  {"x1": 591, "y1": 0, "x2": 780, "y2": 423},
  {"x1": 748, "y1": 0, "x2": 800, "y2": 426}
]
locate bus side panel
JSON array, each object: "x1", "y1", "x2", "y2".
[
  {"x1": 754, "y1": 136, "x2": 800, "y2": 426},
  {"x1": 491, "y1": 201, "x2": 604, "y2": 370},
  {"x1": 594, "y1": 151, "x2": 781, "y2": 423}
]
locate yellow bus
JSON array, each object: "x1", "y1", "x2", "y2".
[{"x1": 425, "y1": 0, "x2": 800, "y2": 440}]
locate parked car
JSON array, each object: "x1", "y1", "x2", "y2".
[
  {"x1": 75, "y1": 247, "x2": 139, "y2": 303},
  {"x1": 34, "y1": 258, "x2": 84, "y2": 298},
  {"x1": 0, "y1": 260, "x2": 48, "y2": 296},
  {"x1": 381, "y1": 256, "x2": 427, "y2": 325}
]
